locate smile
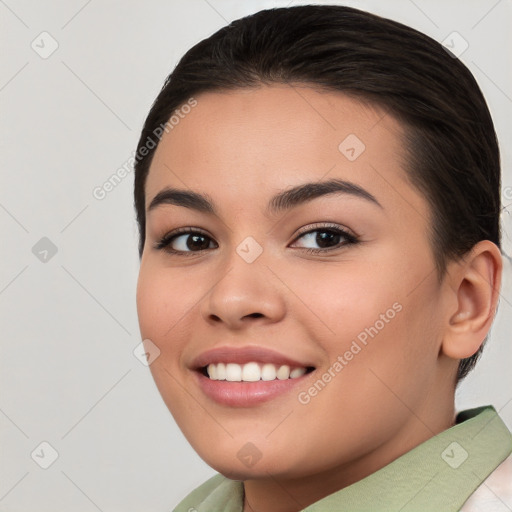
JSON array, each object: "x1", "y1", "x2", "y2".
[
  {"x1": 190, "y1": 345, "x2": 317, "y2": 407},
  {"x1": 204, "y1": 362, "x2": 314, "y2": 382}
]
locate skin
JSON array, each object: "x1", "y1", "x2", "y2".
[{"x1": 136, "y1": 84, "x2": 502, "y2": 512}]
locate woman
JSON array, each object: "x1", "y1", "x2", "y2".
[{"x1": 133, "y1": 5, "x2": 511, "y2": 511}]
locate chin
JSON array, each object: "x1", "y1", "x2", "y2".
[{"x1": 198, "y1": 447, "x2": 307, "y2": 481}]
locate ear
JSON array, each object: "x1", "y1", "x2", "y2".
[{"x1": 441, "y1": 240, "x2": 503, "y2": 360}]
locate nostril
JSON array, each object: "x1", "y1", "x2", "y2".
[{"x1": 246, "y1": 313, "x2": 264, "y2": 319}]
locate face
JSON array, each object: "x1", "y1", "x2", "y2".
[{"x1": 136, "y1": 85, "x2": 455, "y2": 481}]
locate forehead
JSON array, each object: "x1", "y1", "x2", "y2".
[{"x1": 145, "y1": 84, "x2": 428, "y2": 222}]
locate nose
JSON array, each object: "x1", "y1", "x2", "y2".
[{"x1": 199, "y1": 249, "x2": 287, "y2": 330}]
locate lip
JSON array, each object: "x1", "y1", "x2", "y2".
[
  {"x1": 189, "y1": 345, "x2": 316, "y2": 407},
  {"x1": 193, "y1": 368, "x2": 315, "y2": 407},
  {"x1": 190, "y1": 345, "x2": 314, "y2": 370}
]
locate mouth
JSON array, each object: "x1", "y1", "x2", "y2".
[
  {"x1": 190, "y1": 345, "x2": 317, "y2": 407},
  {"x1": 198, "y1": 362, "x2": 316, "y2": 381}
]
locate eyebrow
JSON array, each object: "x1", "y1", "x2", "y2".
[{"x1": 147, "y1": 178, "x2": 383, "y2": 215}]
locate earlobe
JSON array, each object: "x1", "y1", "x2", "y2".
[{"x1": 441, "y1": 240, "x2": 502, "y2": 360}]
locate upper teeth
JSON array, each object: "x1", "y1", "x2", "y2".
[{"x1": 206, "y1": 362, "x2": 307, "y2": 382}]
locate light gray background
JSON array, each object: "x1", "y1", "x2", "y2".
[{"x1": 1, "y1": 0, "x2": 511, "y2": 510}]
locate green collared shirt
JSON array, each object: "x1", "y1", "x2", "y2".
[{"x1": 174, "y1": 405, "x2": 512, "y2": 512}]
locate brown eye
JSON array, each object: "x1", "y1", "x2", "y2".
[
  {"x1": 155, "y1": 229, "x2": 218, "y2": 254},
  {"x1": 180, "y1": 233, "x2": 212, "y2": 251},
  {"x1": 291, "y1": 226, "x2": 358, "y2": 253}
]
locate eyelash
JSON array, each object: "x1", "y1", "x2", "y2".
[{"x1": 153, "y1": 223, "x2": 359, "y2": 257}]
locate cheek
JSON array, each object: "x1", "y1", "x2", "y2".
[
  {"x1": 136, "y1": 265, "x2": 194, "y2": 416},
  {"x1": 136, "y1": 261, "x2": 195, "y2": 335},
  {"x1": 289, "y1": 254, "x2": 436, "y2": 388},
  {"x1": 136, "y1": 261, "x2": 213, "y2": 386},
  {"x1": 135, "y1": 263, "x2": 191, "y2": 367},
  {"x1": 136, "y1": 268, "x2": 168, "y2": 339},
  {"x1": 286, "y1": 260, "x2": 397, "y2": 340}
]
